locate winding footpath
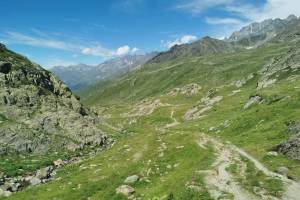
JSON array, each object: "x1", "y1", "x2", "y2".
[{"x1": 197, "y1": 133, "x2": 300, "y2": 200}]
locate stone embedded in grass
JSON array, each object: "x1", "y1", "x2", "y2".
[
  {"x1": 3, "y1": 190, "x2": 12, "y2": 197},
  {"x1": 276, "y1": 166, "x2": 289, "y2": 176},
  {"x1": 267, "y1": 151, "x2": 278, "y2": 156},
  {"x1": 124, "y1": 175, "x2": 139, "y2": 184},
  {"x1": 53, "y1": 159, "x2": 64, "y2": 167},
  {"x1": 116, "y1": 185, "x2": 135, "y2": 196},
  {"x1": 286, "y1": 121, "x2": 300, "y2": 135},
  {"x1": 185, "y1": 181, "x2": 203, "y2": 192},
  {"x1": 243, "y1": 95, "x2": 263, "y2": 109},
  {"x1": 35, "y1": 166, "x2": 53, "y2": 179},
  {"x1": 28, "y1": 177, "x2": 41, "y2": 186}
]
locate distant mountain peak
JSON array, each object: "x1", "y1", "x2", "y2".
[
  {"x1": 287, "y1": 14, "x2": 298, "y2": 21},
  {"x1": 228, "y1": 14, "x2": 300, "y2": 46}
]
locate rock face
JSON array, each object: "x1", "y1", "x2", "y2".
[
  {"x1": 257, "y1": 40, "x2": 300, "y2": 89},
  {"x1": 0, "y1": 43, "x2": 107, "y2": 155},
  {"x1": 228, "y1": 15, "x2": 300, "y2": 47},
  {"x1": 286, "y1": 121, "x2": 300, "y2": 135}
]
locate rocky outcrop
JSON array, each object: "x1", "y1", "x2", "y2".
[
  {"x1": 275, "y1": 136, "x2": 300, "y2": 160},
  {"x1": 274, "y1": 120, "x2": 300, "y2": 160},
  {"x1": 257, "y1": 41, "x2": 300, "y2": 89},
  {"x1": 228, "y1": 15, "x2": 300, "y2": 47},
  {"x1": 167, "y1": 83, "x2": 202, "y2": 96},
  {"x1": 0, "y1": 43, "x2": 107, "y2": 155}
]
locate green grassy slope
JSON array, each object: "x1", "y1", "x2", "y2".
[
  {"x1": 6, "y1": 38, "x2": 300, "y2": 199},
  {"x1": 79, "y1": 42, "x2": 290, "y2": 105}
]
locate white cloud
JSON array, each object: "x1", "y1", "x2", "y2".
[
  {"x1": 81, "y1": 46, "x2": 113, "y2": 57},
  {"x1": 225, "y1": 0, "x2": 300, "y2": 22},
  {"x1": 82, "y1": 45, "x2": 139, "y2": 57},
  {"x1": 47, "y1": 58, "x2": 77, "y2": 68},
  {"x1": 1, "y1": 31, "x2": 140, "y2": 58},
  {"x1": 163, "y1": 35, "x2": 198, "y2": 49},
  {"x1": 131, "y1": 47, "x2": 139, "y2": 53},
  {"x1": 176, "y1": 0, "x2": 234, "y2": 14},
  {"x1": 116, "y1": 45, "x2": 131, "y2": 56},
  {"x1": 176, "y1": 0, "x2": 299, "y2": 25},
  {"x1": 205, "y1": 17, "x2": 243, "y2": 25}
]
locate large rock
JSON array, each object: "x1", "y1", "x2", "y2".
[
  {"x1": 53, "y1": 159, "x2": 64, "y2": 167},
  {"x1": 28, "y1": 177, "x2": 41, "y2": 186},
  {"x1": 116, "y1": 185, "x2": 135, "y2": 196},
  {"x1": 275, "y1": 136, "x2": 300, "y2": 160},
  {"x1": 0, "y1": 43, "x2": 107, "y2": 155},
  {"x1": 276, "y1": 166, "x2": 289, "y2": 176},
  {"x1": 286, "y1": 121, "x2": 300, "y2": 135},
  {"x1": 124, "y1": 175, "x2": 139, "y2": 184},
  {"x1": 35, "y1": 166, "x2": 53, "y2": 179}
]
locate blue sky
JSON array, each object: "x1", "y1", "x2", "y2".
[{"x1": 0, "y1": 0, "x2": 298, "y2": 68}]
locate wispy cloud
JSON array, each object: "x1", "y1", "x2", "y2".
[
  {"x1": 176, "y1": 0, "x2": 299, "y2": 24},
  {"x1": 3, "y1": 31, "x2": 75, "y2": 50},
  {"x1": 176, "y1": 0, "x2": 234, "y2": 14},
  {"x1": 205, "y1": 17, "x2": 244, "y2": 25},
  {"x1": 162, "y1": 35, "x2": 198, "y2": 49},
  {"x1": 113, "y1": 0, "x2": 145, "y2": 13},
  {"x1": 1, "y1": 30, "x2": 139, "y2": 58}
]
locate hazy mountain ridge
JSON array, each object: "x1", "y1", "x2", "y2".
[{"x1": 51, "y1": 53, "x2": 158, "y2": 90}]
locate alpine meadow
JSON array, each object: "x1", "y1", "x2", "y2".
[{"x1": 1, "y1": 1, "x2": 300, "y2": 200}]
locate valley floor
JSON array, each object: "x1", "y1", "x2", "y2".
[{"x1": 6, "y1": 77, "x2": 300, "y2": 200}]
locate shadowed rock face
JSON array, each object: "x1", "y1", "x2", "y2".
[
  {"x1": 275, "y1": 137, "x2": 300, "y2": 160},
  {"x1": 0, "y1": 43, "x2": 107, "y2": 155},
  {"x1": 0, "y1": 62, "x2": 11, "y2": 74}
]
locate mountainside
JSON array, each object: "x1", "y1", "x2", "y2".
[
  {"x1": 150, "y1": 15, "x2": 300, "y2": 65},
  {"x1": 0, "y1": 43, "x2": 107, "y2": 155},
  {"x1": 150, "y1": 36, "x2": 237, "y2": 63},
  {"x1": 228, "y1": 14, "x2": 300, "y2": 47},
  {"x1": 51, "y1": 53, "x2": 157, "y2": 90}
]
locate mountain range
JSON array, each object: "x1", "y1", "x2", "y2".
[{"x1": 51, "y1": 53, "x2": 158, "y2": 90}]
